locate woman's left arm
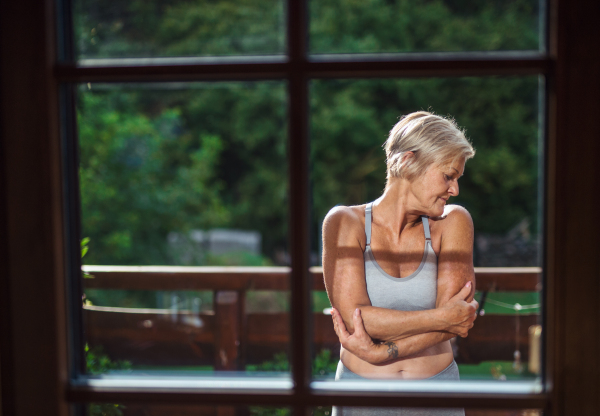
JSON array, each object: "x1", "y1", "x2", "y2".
[
  {"x1": 435, "y1": 206, "x2": 476, "y2": 306},
  {"x1": 331, "y1": 206, "x2": 477, "y2": 364}
]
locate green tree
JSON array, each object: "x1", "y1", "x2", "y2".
[
  {"x1": 79, "y1": 90, "x2": 228, "y2": 265},
  {"x1": 76, "y1": 0, "x2": 541, "y2": 269}
]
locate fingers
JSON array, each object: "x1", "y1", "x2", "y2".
[
  {"x1": 470, "y1": 300, "x2": 479, "y2": 315},
  {"x1": 458, "y1": 302, "x2": 478, "y2": 337},
  {"x1": 452, "y1": 281, "x2": 472, "y2": 301},
  {"x1": 331, "y1": 308, "x2": 350, "y2": 339},
  {"x1": 331, "y1": 309, "x2": 340, "y2": 337},
  {"x1": 352, "y1": 308, "x2": 366, "y2": 336}
]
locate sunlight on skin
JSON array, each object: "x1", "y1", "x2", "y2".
[{"x1": 322, "y1": 154, "x2": 478, "y2": 379}]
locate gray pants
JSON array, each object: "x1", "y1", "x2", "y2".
[{"x1": 332, "y1": 361, "x2": 465, "y2": 416}]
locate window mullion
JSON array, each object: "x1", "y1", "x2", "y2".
[
  {"x1": 287, "y1": 0, "x2": 311, "y2": 398},
  {"x1": 53, "y1": 55, "x2": 550, "y2": 83}
]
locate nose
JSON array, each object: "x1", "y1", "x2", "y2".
[{"x1": 449, "y1": 180, "x2": 459, "y2": 196}]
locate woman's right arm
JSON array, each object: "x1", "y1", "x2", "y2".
[
  {"x1": 332, "y1": 307, "x2": 458, "y2": 364},
  {"x1": 322, "y1": 206, "x2": 475, "y2": 341}
]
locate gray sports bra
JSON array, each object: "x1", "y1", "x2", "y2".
[{"x1": 364, "y1": 202, "x2": 438, "y2": 312}]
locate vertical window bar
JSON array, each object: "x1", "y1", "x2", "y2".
[
  {"x1": 59, "y1": 83, "x2": 86, "y2": 379},
  {"x1": 539, "y1": 74, "x2": 550, "y2": 393},
  {"x1": 287, "y1": 0, "x2": 311, "y2": 397},
  {"x1": 56, "y1": 0, "x2": 75, "y2": 63}
]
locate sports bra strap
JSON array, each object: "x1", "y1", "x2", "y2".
[
  {"x1": 422, "y1": 216, "x2": 431, "y2": 241},
  {"x1": 365, "y1": 203, "x2": 373, "y2": 246}
]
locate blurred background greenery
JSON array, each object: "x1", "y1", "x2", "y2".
[
  {"x1": 77, "y1": 0, "x2": 541, "y2": 270},
  {"x1": 75, "y1": 0, "x2": 539, "y2": 58}
]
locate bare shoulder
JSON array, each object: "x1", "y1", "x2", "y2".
[
  {"x1": 433, "y1": 204, "x2": 474, "y2": 236},
  {"x1": 323, "y1": 205, "x2": 364, "y2": 228},
  {"x1": 322, "y1": 205, "x2": 366, "y2": 245},
  {"x1": 443, "y1": 205, "x2": 473, "y2": 226}
]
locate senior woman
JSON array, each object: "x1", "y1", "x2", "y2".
[{"x1": 322, "y1": 111, "x2": 479, "y2": 416}]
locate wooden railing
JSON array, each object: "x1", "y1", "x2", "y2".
[{"x1": 83, "y1": 266, "x2": 542, "y2": 370}]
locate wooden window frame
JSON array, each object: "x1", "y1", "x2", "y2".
[{"x1": 2, "y1": 0, "x2": 600, "y2": 415}]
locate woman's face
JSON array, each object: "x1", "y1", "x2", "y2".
[{"x1": 409, "y1": 157, "x2": 465, "y2": 217}]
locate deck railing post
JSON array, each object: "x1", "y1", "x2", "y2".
[{"x1": 214, "y1": 290, "x2": 243, "y2": 370}]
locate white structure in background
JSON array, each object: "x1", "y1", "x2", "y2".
[
  {"x1": 167, "y1": 229, "x2": 261, "y2": 265},
  {"x1": 190, "y1": 229, "x2": 261, "y2": 256},
  {"x1": 162, "y1": 229, "x2": 262, "y2": 315}
]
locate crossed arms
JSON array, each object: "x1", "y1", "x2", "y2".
[{"x1": 322, "y1": 205, "x2": 478, "y2": 365}]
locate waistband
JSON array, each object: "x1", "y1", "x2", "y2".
[{"x1": 335, "y1": 360, "x2": 460, "y2": 381}]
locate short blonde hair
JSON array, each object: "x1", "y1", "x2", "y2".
[{"x1": 384, "y1": 111, "x2": 475, "y2": 181}]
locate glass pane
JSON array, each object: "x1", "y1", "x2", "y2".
[
  {"x1": 311, "y1": 77, "x2": 542, "y2": 384},
  {"x1": 310, "y1": 0, "x2": 542, "y2": 54},
  {"x1": 78, "y1": 81, "x2": 291, "y2": 376},
  {"x1": 74, "y1": 0, "x2": 285, "y2": 60}
]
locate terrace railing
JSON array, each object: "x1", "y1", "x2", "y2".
[{"x1": 82, "y1": 266, "x2": 541, "y2": 371}]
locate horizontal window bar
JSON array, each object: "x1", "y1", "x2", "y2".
[
  {"x1": 77, "y1": 55, "x2": 288, "y2": 68},
  {"x1": 73, "y1": 51, "x2": 545, "y2": 67},
  {"x1": 309, "y1": 51, "x2": 546, "y2": 63},
  {"x1": 72, "y1": 374, "x2": 293, "y2": 393},
  {"x1": 306, "y1": 56, "x2": 550, "y2": 78},
  {"x1": 55, "y1": 62, "x2": 290, "y2": 82},
  {"x1": 68, "y1": 376, "x2": 546, "y2": 408},
  {"x1": 311, "y1": 379, "x2": 542, "y2": 396},
  {"x1": 55, "y1": 55, "x2": 551, "y2": 82}
]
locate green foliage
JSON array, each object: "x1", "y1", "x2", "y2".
[
  {"x1": 75, "y1": 0, "x2": 285, "y2": 58},
  {"x1": 249, "y1": 407, "x2": 291, "y2": 416},
  {"x1": 85, "y1": 345, "x2": 130, "y2": 416},
  {"x1": 312, "y1": 349, "x2": 339, "y2": 377},
  {"x1": 88, "y1": 403, "x2": 125, "y2": 416},
  {"x1": 313, "y1": 407, "x2": 333, "y2": 416},
  {"x1": 245, "y1": 350, "x2": 338, "y2": 377},
  {"x1": 81, "y1": 237, "x2": 94, "y2": 280},
  {"x1": 85, "y1": 344, "x2": 132, "y2": 374},
  {"x1": 458, "y1": 360, "x2": 537, "y2": 380},
  {"x1": 79, "y1": 89, "x2": 231, "y2": 265},
  {"x1": 75, "y1": 0, "x2": 538, "y2": 59},
  {"x1": 246, "y1": 352, "x2": 289, "y2": 373},
  {"x1": 81, "y1": 236, "x2": 90, "y2": 258},
  {"x1": 310, "y1": 0, "x2": 539, "y2": 53},
  {"x1": 75, "y1": 0, "x2": 542, "y2": 272}
]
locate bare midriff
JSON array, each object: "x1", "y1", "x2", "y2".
[{"x1": 340, "y1": 340, "x2": 454, "y2": 379}]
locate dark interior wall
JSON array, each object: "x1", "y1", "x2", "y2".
[
  {"x1": 0, "y1": 1, "x2": 68, "y2": 416},
  {"x1": 0, "y1": 8, "x2": 11, "y2": 416},
  {"x1": 550, "y1": 0, "x2": 600, "y2": 414},
  {"x1": 1, "y1": 0, "x2": 600, "y2": 415}
]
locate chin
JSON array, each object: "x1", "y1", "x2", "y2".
[
  {"x1": 431, "y1": 204, "x2": 445, "y2": 217},
  {"x1": 432, "y1": 209, "x2": 444, "y2": 217}
]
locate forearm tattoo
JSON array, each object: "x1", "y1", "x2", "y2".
[{"x1": 385, "y1": 341, "x2": 398, "y2": 359}]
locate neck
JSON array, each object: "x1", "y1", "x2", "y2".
[{"x1": 373, "y1": 177, "x2": 422, "y2": 235}]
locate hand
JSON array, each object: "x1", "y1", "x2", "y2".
[
  {"x1": 438, "y1": 282, "x2": 479, "y2": 337},
  {"x1": 331, "y1": 307, "x2": 392, "y2": 364}
]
